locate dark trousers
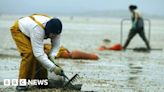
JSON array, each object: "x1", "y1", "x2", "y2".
[{"x1": 123, "y1": 27, "x2": 151, "y2": 49}]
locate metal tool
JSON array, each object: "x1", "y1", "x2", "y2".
[
  {"x1": 52, "y1": 61, "x2": 79, "y2": 87},
  {"x1": 63, "y1": 74, "x2": 79, "y2": 88}
]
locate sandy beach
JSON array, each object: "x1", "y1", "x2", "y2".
[{"x1": 0, "y1": 14, "x2": 164, "y2": 92}]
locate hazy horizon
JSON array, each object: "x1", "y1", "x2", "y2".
[{"x1": 0, "y1": 0, "x2": 164, "y2": 18}]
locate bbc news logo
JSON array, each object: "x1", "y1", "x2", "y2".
[{"x1": 4, "y1": 79, "x2": 48, "y2": 86}]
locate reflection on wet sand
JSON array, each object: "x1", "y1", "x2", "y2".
[{"x1": 127, "y1": 63, "x2": 143, "y2": 89}]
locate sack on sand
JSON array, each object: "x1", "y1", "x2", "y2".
[
  {"x1": 98, "y1": 44, "x2": 123, "y2": 51},
  {"x1": 71, "y1": 50, "x2": 99, "y2": 60},
  {"x1": 109, "y1": 44, "x2": 123, "y2": 51},
  {"x1": 44, "y1": 44, "x2": 99, "y2": 60}
]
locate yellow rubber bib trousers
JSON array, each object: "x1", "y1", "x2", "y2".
[{"x1": 10, "y1": 20, "x2": 48, "y2": 80}]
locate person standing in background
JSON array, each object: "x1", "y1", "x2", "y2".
[{"x1": 123, "y1": 5, "x2": 151, "y2": 50}]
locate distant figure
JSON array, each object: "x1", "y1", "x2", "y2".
[{"x1": 123, "y1": 5, "x2": 151, "y2": 50}]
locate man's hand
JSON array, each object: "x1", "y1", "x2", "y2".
[{"x1": 53, "y1": 66, "x2": 63, "y2": 75}]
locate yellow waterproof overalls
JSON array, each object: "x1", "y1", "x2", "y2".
[{"x1": 10, "y1": 14, "x2": 52, "y2": 80}]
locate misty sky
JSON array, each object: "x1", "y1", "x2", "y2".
[{"x1": 0, "y1": 0, "x2": 164, "y2": 16}]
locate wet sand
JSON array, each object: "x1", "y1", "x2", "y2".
[{"x1": 0, "y1": 15, "x2": 164, "y2": 92}]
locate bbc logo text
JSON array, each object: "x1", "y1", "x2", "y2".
[{"x1": 4, "y1": 79, "x2": 48, "y2": 86}]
